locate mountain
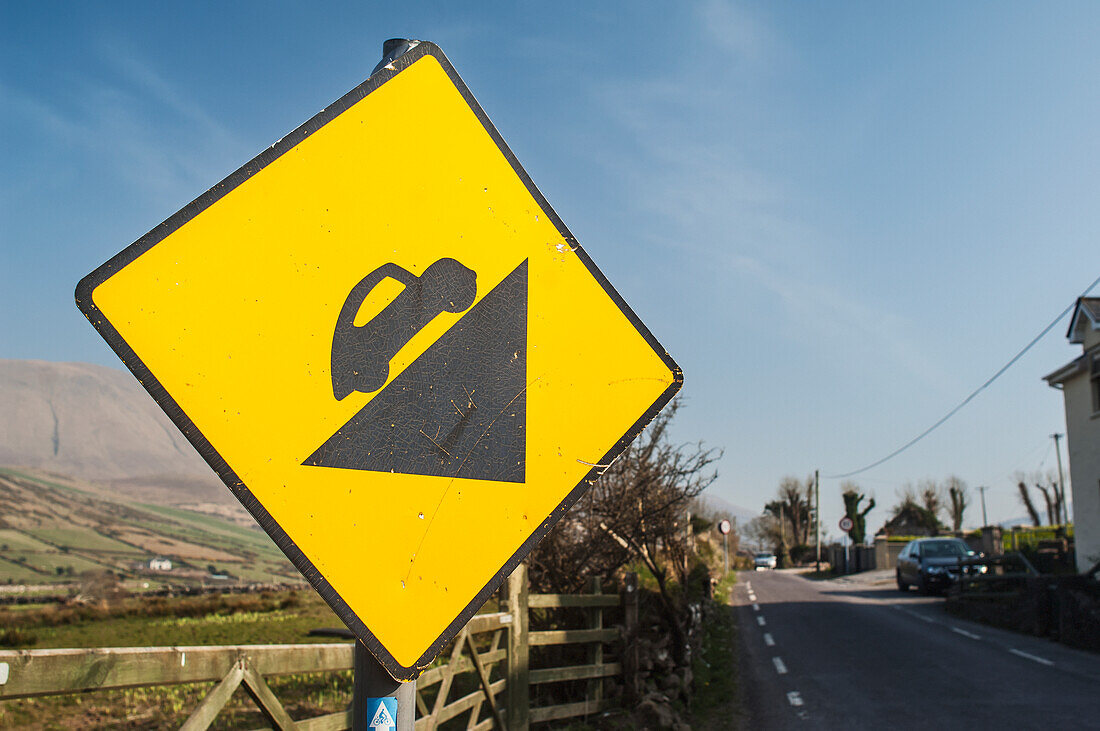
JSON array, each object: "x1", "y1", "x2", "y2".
[
  {"x1": 0, "y1": 359, "x2": 228, "y2": 509},
  {"x1": 695, "y1": 492, "x2": 757, "y2": 526}
]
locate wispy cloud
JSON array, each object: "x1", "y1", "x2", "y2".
[
  {"x1": 694, "y1": 0, "x2": 776, "y2": 64},
  {"x1": 3, "y1": 40, "x2": 247, "y2": 210},
  {"x1": 96, "y1": 39, "x2": 243, "y2": 152},
  {"x1": 587, "y1": 0, "x2": 952, "y2": 390}
]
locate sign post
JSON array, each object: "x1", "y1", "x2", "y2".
[
  {"x1": 354, "y1": 641, "x2": 412, "y2": 731},
  {"x1": 839, "y1": 516, "x2": 854, "y2": 574},
  {"x1": 76, "y1": 38, "x2": 682, "y2": 693},
  {"x1": 718, "y1": 518, "x2": 732, "y2": 575}
]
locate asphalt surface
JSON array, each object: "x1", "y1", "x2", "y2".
[{"x1": 732, "y1": 568, "x2": 1100, "y2": 730}]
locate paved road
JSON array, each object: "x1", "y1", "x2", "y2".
[{"x1": 733, "y1": 569, "x2": 1100, "y2": 730}]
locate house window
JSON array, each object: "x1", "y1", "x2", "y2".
[{"x1": 1092, "y1": 351, "x2": 1100, "y2": 413}]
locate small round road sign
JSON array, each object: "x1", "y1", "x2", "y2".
[
  {"x1": 839, "y1": 516, "x2": 854, "y2": 532},
  {"x1": 718, "y1": 519, "x2": 732, "y2": 536}
]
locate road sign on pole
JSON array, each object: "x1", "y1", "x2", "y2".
[
  {"x1": 839, "y1": 516, "x2": 854, "y2": 533},
  {"x1": 718, "y1": 519, "x2": 731, "y2": 575},
  {"x1": 75, "y1": 41, "x2": 681, "y2": 681}
]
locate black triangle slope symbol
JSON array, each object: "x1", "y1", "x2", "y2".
[{"x1": 303, "y1": 259, "x2": 527, "y2": 483}]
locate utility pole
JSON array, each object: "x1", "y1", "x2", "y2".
[
  {"x1": 780, "y1": 503, "x2": 787, "y2": 569},
  {"x1": 1051, "y1": 433, "x2": 1067, "y2": 525},
  {"x1": 814, "y1": 469, "x2": 821, "y2": 573},
  {"x1": 978, "y1": 486, "x2": 989, "y2": 527}
]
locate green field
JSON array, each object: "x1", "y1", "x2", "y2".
[
  {"x1": 15, "y1": 552, "x2": 109, "y2": 577},
  {"x1": 0, "y1": 557, "x2": 47, "y2": 584},
  {"x1": 137, "y1": 504, "x2": 275, "y2": 551},
  {"x1": 0, "y1": 590, "x2": 354, "y2": 730},
  {"x1": 0, "y1": 590, "x2": 344, "y2": 649},
  {"x1": 27, "y1": 527, "x2": 143, "y2": 554},
  {"x1": 0, "y1": 530, "x2": 56, "y2": 553},
  {"x1": 0, "y1": 471, "x2": 301, "y2": 587}
]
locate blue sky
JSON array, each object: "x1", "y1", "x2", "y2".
[{"x1": 3, "y1": 2, "x2": 1099, "y2": 535}]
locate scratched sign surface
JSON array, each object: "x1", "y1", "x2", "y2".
[{"x1": 76, "y1": 43, "x2": 681, "y2": 680}]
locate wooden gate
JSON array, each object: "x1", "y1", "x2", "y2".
[{"x1": 0, "y1": 567, "x2": 637, "y2": 729}]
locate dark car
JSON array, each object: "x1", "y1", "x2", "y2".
[{"x1": 896, "y1": 538, "x2": 984, "y2": 594}]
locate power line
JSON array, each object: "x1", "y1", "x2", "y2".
[
  {"x1": 977, "y1": 436, "x2": 1048, "y2": 491},
  {"x1": 1035, "y1": 438, "x2": 1054, "y2": 471},
  {"x1": 825, "y1": 272, "x2": 1100, "y2": 480}
]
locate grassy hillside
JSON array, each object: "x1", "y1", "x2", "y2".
[{"x1": 0, "y1": 468, "x2": 302, "y2": 589}]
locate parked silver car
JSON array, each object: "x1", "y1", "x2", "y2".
[{"x1": 754, "y1": 552, "x2": 778, "y2": 570}]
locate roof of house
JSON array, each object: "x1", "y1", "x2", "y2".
[
  {"x1": 1044, "y1": 354, "x2": 1085, "y2": 386},
  {"x1": 1067, "y1": 297, "x2": 1100, "y2": 344}
]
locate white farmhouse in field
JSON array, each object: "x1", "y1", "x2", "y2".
[
  {"x1": 147, "y1": 557, "x2": 173, "y2": 572},
  {"x1": 1044, "y1": 297, "x2": 1100, "y2": 573}
]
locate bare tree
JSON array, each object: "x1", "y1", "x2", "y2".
[
  {"x1": 528, "y1": 400, "x2": 721, "y2": 598},
  {"x1": 1015, "y1": 474, "x2": 1042, "y2": 526},
  {"x1": 780, "y1": 477, "x2": 806, "y2": 545},
  {"x1": 946, "y1": 476, "x2": 969, "y2": 532},
  {"x1": 1031, "y1": 473, "x2": 1063, "y2": 526},
  {"x1": 745, "y1": 514, "x2": 781, "y2": 553},
  {"x1": 1013, "y1": 471, "x2": 1062, "y2": 526},
  {"x1": 691, "y1": 498, "x2": 741, "y2": 555},
  {"x1": 527, "y1": 489, "x2": 631, "y2": 594},
  {"x1": 580, "y1": 399, "x2": 721, "y2": 664},
  {"x1": 918, "y1": 479, "x2": 945, "y2": 523},
  {"x1": 841, "y1": 483, "x2": 875, "y2": 545},
  {"x1": 897, "y1": 482, "x2": 918, "y2": 505},
  {"x1": 765, "y1": 475, "x2": 814, "y2": 546}
]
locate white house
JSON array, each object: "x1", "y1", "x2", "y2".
[
  {"x1": 148, "y1": 557, "x2": 173, "y2": 572},
  {"x1": 1044, "y1": 297, "x2": 1100, "y2": 573}
]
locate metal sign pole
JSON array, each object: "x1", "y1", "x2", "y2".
[
  {"x1": 348, "y1": 42, "x2": 424, "y2": 716},
  {"x1": 814, "y1": 469, "x2": 821, "y2": 573},
  {"x1": 353, "y1": 642, "x2": 415, "y2": 731},
  {"x1": 723, "y1": 532, "x2": 729, "y2": 575}
]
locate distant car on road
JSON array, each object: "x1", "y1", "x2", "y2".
[
  {"x1": 896, "y1": 537, "x2": 984, "y2": 594},
  {"x1": 754, "y1": 552, "x2": 778, "y2": 570}
]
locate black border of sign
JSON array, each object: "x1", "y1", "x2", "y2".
[{"x1": 75, "y1": 42, "x2": 683, "y2": 682}]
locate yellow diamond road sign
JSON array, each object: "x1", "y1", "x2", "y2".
[{"x1": 76, "y1": 42, "x2": 681, "y2": 680}]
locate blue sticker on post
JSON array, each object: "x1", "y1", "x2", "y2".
[{"x1": 367, "y1": 697, "x2": 397, "y2": 730}]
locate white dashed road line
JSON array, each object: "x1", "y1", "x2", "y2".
[
  {"x1": 951, "y1": 627, "x2": 981, "y2": 640},
  {"x1": 893, "y1": 602, "x2": 1063, "y2": 670},
  {"x1": 1010, "y1": 648, "x2": 1054, "y2": 666},
  {"x1": 748, "y1": 580, "x2": 809, "y2": 719},
  {"x1": 905, "y1": 609, "x2": 935, "y2": 623}
]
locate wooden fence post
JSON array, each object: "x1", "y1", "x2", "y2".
[
  {"x1": 586, "y1": 577, "x2": 603, "y2": 707},
  {"x1": 507, "y1": 562, "x2": 530, "y2": 731},
  {"x1": 621, "y1": 572, "x2": 639, "y2": 707}
]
